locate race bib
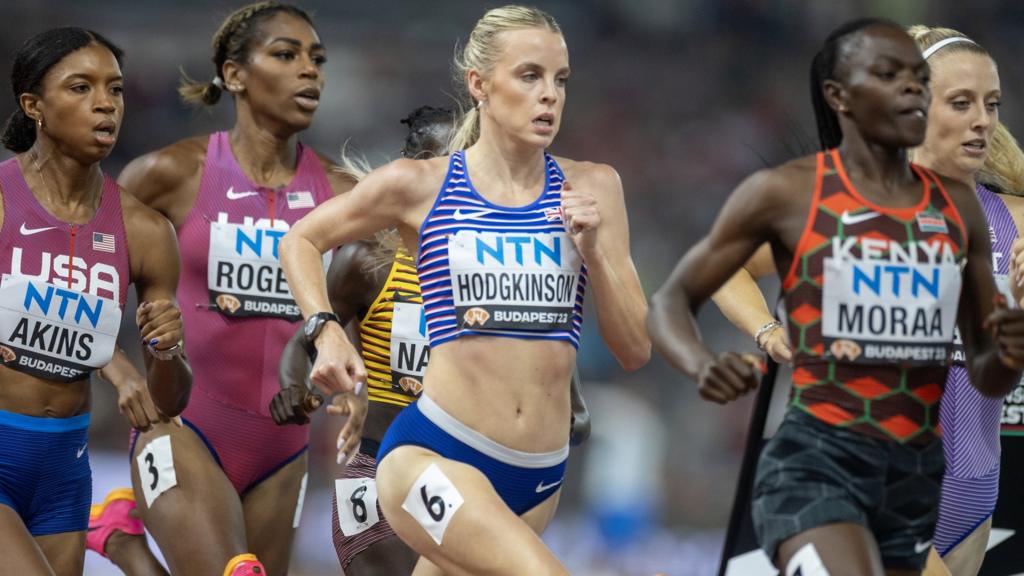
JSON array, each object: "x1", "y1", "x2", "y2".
[
  {"x1": 335, "y1": 477, "x2": 381, "y2": 536},
  {"x1": 0, "y1": 275, "x2": 121, "y2": 382},
  {"x1": 390, "y1": 301, "x2": 429, "y2": 396},
  {"x1": 821, "y1": 255, "x2": 961, "y2": 365},
  {"x1": 1002, "y1": 379, "x2": 1024, "y2": 435},
  {"x1": 207, "y1": 222, "x2": 327, "y2": 321},
  {"x1": 447, "y1": 230, "x2": 581, "y2": 331},
  {"x1": 951, "y1": 274, "x2": 1012, "y2": 365}
]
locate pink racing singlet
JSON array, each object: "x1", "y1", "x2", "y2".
[
  {"x1": 176, "y1": 131, "x2": 333, "y2": 415},
  {"x1": 0, "y1": 158, "x2": 129, "y2": 382}
]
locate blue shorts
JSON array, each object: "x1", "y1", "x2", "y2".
[
  {"x1": 377, "y1": 395, "x2": 568, "y2": 515},
  {"x1": 0, "y1": 410, "x2": 91, "y2": 536}
]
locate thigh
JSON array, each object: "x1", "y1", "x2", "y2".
[
  {"x1": 777, "y1": 522, "x2": 886, "y2": 576},
  {"x1": 241, "y1": 451, "x2": 308, "y2": 575},
  {"x1": 939, "y1": 517, "x2": 989, "y2": 576},
  {"x1": 521, "y1": 489, "x2": 561, "y2": 535},
  {"x1": 921, "y1": 548, "x2": 951, "y2": 576},
  {"x1": 872, "y1": 440, "x2": 944, "y2": 571},
  {"x1": 377, "y1": 446, "x2": 568, "y2": 576},
  {"x1": 34, "y1": 531, "x2": 85, "y2": 576},
  {"x1": 131, "y1": 421, "x2": 248, "y2": 575},
  {"x1": 0, "y1": 504, "x2": 54, "y2": 575},
  {"x1": 345, "y1": 534, "x2": 420, "y2": 576}
]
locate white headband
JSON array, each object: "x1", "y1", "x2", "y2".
[{"x1": 922, "y1": 36, "x2": 977, "y2": 59}]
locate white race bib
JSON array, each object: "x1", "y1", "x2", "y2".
[
  {"x1": 207, "y1": 222, "x2": 327, "y2": 320},
  {"x1": 821, "y1": 256, "x2": 961, "y2": 364},
  {"x1": 390, "y1": 301, "x2": 429, "y2": 396},
  {"x1": 335, "y1": 477, "x2": 381, "y2": 536},
  {"x1": 401, "y1": 463, "x2": 464, "y2": 545},
  {"x1": 447, "y1": 230, "x2": 581, "y2": 331},
  {"x1": 0, "y1": 275, "x2": 121, "y2": 381},
  {"x1": 136, "y1": 435, "x2": 178, "y2": 508},
  {"x1": 951, "y1": 274, "x2": 1012, "y2": 365}
]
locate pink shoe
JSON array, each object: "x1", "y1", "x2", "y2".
[
  {"x1": 86, "y1": 488, "x2": 144, "y2": 558},
  {"x1": 223, "y1": 554, "x2": 266, "y2": 575}
]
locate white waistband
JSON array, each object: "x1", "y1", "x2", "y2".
[{"x1": 417, "y1": 394, "x2": 569, "y2": 469}]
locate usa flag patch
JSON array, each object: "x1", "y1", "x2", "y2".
[
  {"x1": 543, "y1": 207, "x2": 562, "y2": 222},
  {"x1": 92, "y1": 231, "x2": 115, "y2": 253},
  {"x1": 286, "y1": 191, "x2": 314, "y2": 209}
]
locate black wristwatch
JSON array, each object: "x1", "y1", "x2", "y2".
[{"x1": 301, "y1": 311, "x2": 341, "y2": 357}]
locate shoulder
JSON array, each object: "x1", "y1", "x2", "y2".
[
  {"x1": 733, "y1": 154, "x2": 817, "y2": 204},
  {"x1": 552, "y1": 157, "x2": 621, "y2": 195},
  {"x1": 995, "y1": 190, "x2": 1024, "y2": 235},
  {"x1": 122, "y1": 135, "x2": 207, "y2": 188},
  {"x1": 930, "y1": 171, "x2": 974, "y2": 202},
  {"x1": 375, "y1": 156, "x2": 450, "y2": 200},
  {"x1": 312, "y1": 149, "x2": 358, "y2": 196}
]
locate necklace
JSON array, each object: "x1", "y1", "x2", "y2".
[{"x1": 29, "y1": 149, "x2": 102, "y2": 222}]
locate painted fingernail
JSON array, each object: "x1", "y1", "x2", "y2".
[
  {"x1": 337, "y1": 435, "x2": 346, "y2": 450},
  {"x1": 355, "y1": 381, "x2": 364, "y2": 396},
  {"x1": 148, "y1": 339, "x2": 159, "y2": 346},
  {"x1": 336, "y1": 451, "x2": 344, "y2": 465}
]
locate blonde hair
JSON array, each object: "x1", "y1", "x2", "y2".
[
  {"x1": 449, "y1": 5, "x2": 561, "y2": 152},
  {"x1": 908, "y1": 25, "x2": 1024, "y2": 195},
  {"x1": 179, "y1": 2, "x2": 314, "y2": 106}
]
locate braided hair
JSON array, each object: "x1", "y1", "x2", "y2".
[
  {"x1": 179, "y1": 1, "x2": 314, "y2": 106},
  {"x1": 810, "y1": 18, "x2": 902, "y2": 150}
]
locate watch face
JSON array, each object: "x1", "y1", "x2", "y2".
[{"x1": 304, "y1": 316, "x2": 319, "y2": 340}]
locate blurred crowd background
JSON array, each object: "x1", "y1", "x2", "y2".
[{"x1": 2, "y1": 1, "x2": 1023, "y2": 574}]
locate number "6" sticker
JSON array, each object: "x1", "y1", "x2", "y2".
[
  {"x1": 335, "y1": 478, "x2": 380, "y2": 536},
  {"x1": 401, "y1": 463, "x2": 464, "y2": 545}
]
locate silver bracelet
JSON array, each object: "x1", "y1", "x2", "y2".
[
  {"x1": 754, "y1": 320, "x2": 783, "y2": 351},
  {"x1": 147, "y1": 341, "x2": 183, "y2": 361}
]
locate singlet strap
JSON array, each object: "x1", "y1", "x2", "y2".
[{"x1": 782, "y1": 152, "x2": 826, "y2": 290}]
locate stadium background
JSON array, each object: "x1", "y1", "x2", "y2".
[{"x1": 2, "y1": 1, "x2": 1022, "y2": 574}]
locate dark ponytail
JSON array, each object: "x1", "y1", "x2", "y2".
[
  {"x1": 809, "y1": 17, "x2": 900, "y2": 151},
  {"x1": 3, "y1": 27, "x2": 124, "y2": 153},
  {"x1": 1, "y1": 109, "x2": 36, "y2": 153}
]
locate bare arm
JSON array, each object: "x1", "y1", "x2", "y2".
[
  {"x1": 562, "y1": 164, "x2": 650, "y2": 371},
  {"x1": 273, "y1": 242, "x2": 377, "y2": 425},
  {"x1": 280, "y1": 158, "x2": 436, "y2": 395},
  {"x1": 125, "y1": 196, "x2": 192, "y2": 416},
  {"x1": 710, "y1": 244, "x2": 792, "y2": 362},
  {"x1": 98, "y1": 348, "x2": 166, "y2": 430},
  {"x1": 648, "y1": 168, "x2": 789, "y2": 402},
  {"x1": 117, "y1": 138, "x2": 204, "y2": 228}
]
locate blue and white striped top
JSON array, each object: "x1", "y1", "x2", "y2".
[{"x1": 416, "y1": 151, "x2": 587, "y2": 349}]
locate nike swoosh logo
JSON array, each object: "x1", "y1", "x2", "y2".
[
  {"x1": 535, "y1": 478, "x2": 562, "y2": 493},
  {"x1": 913, "y1": 539, "x2": 931, "y2": 554},
  {"x1": 226, "y1": 187, "x2": 260, "y2": 200},
  {"x1": 840, "y1": 210, "x2": 880, "y2": 226},
  {"x1": 76, "y1": 444, "x2": 87, "y2": 458},
  {"x1": 452, "y1": 208, "x2": 498, "y2": 221},
  {"x1": 20, "y1": 223, "x2": 56, "y2": 236}
]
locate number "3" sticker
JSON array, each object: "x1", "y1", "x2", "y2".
[
  {"x1": 135, "y1": 435, "x2": 177, "y2": 507},
  {"x1": 401, "y1": 463, "x2": 464, "y2": 545},
  {"x1": 335, "y1": 478, "x2": 380, "y2": 536}
]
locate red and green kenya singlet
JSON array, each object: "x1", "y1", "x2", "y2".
[{"x1": 782, "y1": 149, "x2": 967, "y2": 444}]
